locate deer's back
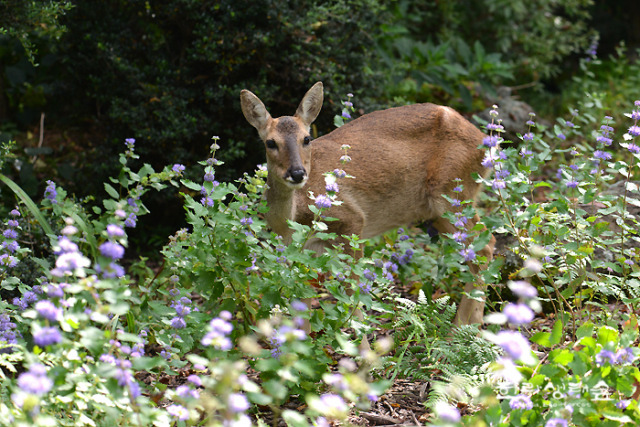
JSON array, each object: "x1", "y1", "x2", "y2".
[{"x1": 297, "y1": 103, "x2": 488, "y2": 237}]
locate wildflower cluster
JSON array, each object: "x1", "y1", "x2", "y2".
[
  {"x1": 267, "y1": 317, "x2": 306, "y2": 359},
  {"x1": 99, "y1": 331, "x2": 146, "y2": 399},
  {"x1": 44, "y1": 180, "x2": 57, "y2": 204},
  {"x1": 312, "y1": 146, "x2": 352, "y2": 213},
  {"x1": 0, "y1": 313, "x2": 18, "y2": 353},
  {"x1": 591, "y1": 116, "x2": 614, "y2": 176},
  {"x1": 169, "y1": 289, "x2": 197, "y2": 331},
  {"x1": 389, "y1": 228, "x2": 415, "y2": 266},
  {"x1": 0, "y1": 208, "x2": 21, "y2": 271},
  {"x1": 51, "y1": 223, "x2": 91, "y2": 278},
  {"x1": 200, "y1": 137, "x2": 222, "y2": 207},
  {"x1": 519, "y1": 112, "x2": 536, "y2": 159},
  {"x1": 447, "y1": 180, "x2": 476, "y2": 263},
  {"x1": 12, "y1": 363, "x2": 53, "y2": 414},
  {"x1": 481, "y1": 105, "x2": 507, "y2": 191},
  {"x1": 96, "y1": 222, "x2": 126, "y2": 278},
  {"x1": 334, "y1": 92, "x2": 355, "y2": 127},
  {"x1": 124, "y1": 137, "x2": 136, "y2": 158},
  {"x1": 201, "y1": 311, "x2": 233, "y2": 351},
  {"x1": 623, "y1": 100, "x2": 640, "y2": 156}
]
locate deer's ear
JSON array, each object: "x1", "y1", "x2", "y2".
[
  {"x1": 241, "y1": 89, "x2": 272, "y2": 136},
  {"x1": 295, "y1": 82, "x2": 323, "y2": 127}
]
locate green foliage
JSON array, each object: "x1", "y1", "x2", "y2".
[
  {"x1": 388, "y1": 293, "x2": 500, "y2": 408},
  {"x1": 379, "y1": 0, "x2": 594, "y2": 108},
  {"x1": 41, "y1": 0, "x2": 388, "y2": 187},
  {"x1": 0, "y1": 0, "x2": 73, "y2": 65},
  {"x1": 560, "y1": 44, "x2": 640, "y2": 132}
]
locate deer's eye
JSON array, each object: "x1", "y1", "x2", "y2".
[
  {"x1": 303, "y1": 136, "x2": 311, "y2": 146},
  {"x1": 265, "y1": 139, "x2": 278, "y2": 150}
]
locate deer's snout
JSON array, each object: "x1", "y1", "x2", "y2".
[{"x1": 288, "y1": 167, "x2": 307, "y2": 184}]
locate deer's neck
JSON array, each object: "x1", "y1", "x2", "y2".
[{"x1": 264, "y1": 174, "x2": 297, "y2": 241}]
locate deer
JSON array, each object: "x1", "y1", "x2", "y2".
[{"x1": 240, "y1": 82, "x2": 496, "y2": 327}]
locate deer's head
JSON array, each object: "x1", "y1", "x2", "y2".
[{"x1": 241, "y1": 82, "x2": 324, "y2": 189}]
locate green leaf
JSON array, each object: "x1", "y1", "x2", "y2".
[
  {"x1": 576, "y1": 322, "x2": 594, "y2": 339},
  {"x1": 104, "y1": 183, "x2": 120, "y2": 199},
  {"x1": 551, "y1": 349, "x2": 573, "y2": 365},
  {"x1": 246, "y1": 391, "x2": 273, "y2": 406},
  {"x1": 597, "y1": 326, "x2": 618, "y2": 347},
  {"x1": 282, "y1": 410, "x2": 309, "y2": 427},
  {"x1": 262, "y1": 379, "x2": 288, "y2": 401},
  {"x1": 530, "y1": 331, "x2": 552, "y2": 348},
  {"x1": 549, "y1": 319, "x2": 563, "y2": 346},
  {"x1": 0, "y1": 172, "x2": 54, "y2": 237}
]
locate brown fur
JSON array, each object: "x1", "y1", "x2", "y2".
[{"x1": 241, "y1": 82, "x2": 495, "y2": 325}]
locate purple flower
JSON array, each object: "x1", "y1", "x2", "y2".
[
  {"x1": 616, "y1": 347, "x2": 636, "y2": 365},
  {"x1": 627, "y1": 143, "x2": 640, "y2": 154},
  {"x1": 333, "y1": 169, "x2": 347, "y2": 178},
  {"x1": 98, "y1": 262, "x2": 125, "y2": 278},
  {"x1": 483, "y1": 135, "x2": 500, "y2": 147},
  {"x1": 166, "y1": 404, "x2": 189, "y2": 421},
  {"x1": 628, "y1": 126, "x2": 640, "y2": 137},
  {"x1": 595, "y1": 349, "x2": 617, "y2": 366},
  {"x1": 44, "y1": 180, "x2": 57, "y2": 204},
  {"x1": 520, "y1": 147, "x2": 533, "y2": 157},
  {"x1": 124, "y1": 213, "x2": 137, "y2": 228},
  {"x1": 319, "y1": 393, "x2": 348, "y2": 413},
  {"x1": 35, "y1": 300, "x2": 62, "y2": 321},
  {"x1": 566, "y1": 180, "x2": 579, "y2": 189},
  {"x1": 495, "y1": 331, "x2": 531, "y2": 360},
  {"x1": 228, "y1": 393, "x2": 250, "y2": 413},
  {"x1": 522, "y1": 132, "x2": 534, "y2": 142},
  {"x1": 315, "y1": 194, "x2": 332, "y2": 209},
  {"x1": 452, "y1": 231, "x2": 468, "y2": 243},
  {"x1": 0, "y1": 254, "x2": 19, "y2": 268},
  {"x1": 597, "y1": 135, "x2": 612, "y2": 146},
  {"x1": 486, "y1": 123, "x2": 504, "y2": 132},
  {"x1": 508, "y1": 281, "x2": 538, "y2": 299},
  {"x1": 172, "y1": 164, "x2": 185, "y2": 174},
  {"x1": 170, "y1": 317, "x2": 187, "y2": 329},
  {"x1": 503, "y1": 302, "x2": 535, "y2": 325},
  {"x1": 325, "y1": 181, "x2": 339, "y2": 193},
  {"x1": 33, "y1": 326, "x2": 62, "y2": 346},
  {"x1": 435, "y1": 402, "x2": 461, "y2": 423},
  {"x1": 358, "y1": 282, "x2": 372, "y2": 294},
  {"x1": 125, "y1": 138, "x2": 135, "y2": 148},
  {"x1": 99, "y1": 241, "x2": 125, "y2": 260},
  {"x1": 545, "y1": 418, "x2": 568, "y2": 427},
  {"x1": 557, "y1": 133, "x2": 566, "y2": 140},
  {"x1": 106, "y1": 224, "x2": 125, "y2": 238},
  {"x1": 17, "y1": 364, "x2": 53, "y2": 395},
  {"x1": 240, "y1": 217, "x2": 253, "y2": 226},
  {"x1": 291, "y1": 300, "x2": 308, "y2": 311},
  {"x1": 52, "y1": 251, "x2": 91, "y2": 277},
  {"x1": 204, "y1": 172, "x2": 215, "y2": 182},
  {"x1": 2, "y1": 229, "x2": 17, "y2": 239},
  {"x1": 341, "y1": 111, "x2": 351, "y2": 119},
  {"x1": 593, "y1": 150, "x2": 612, "y2": 161},
  {"x1": 481, "y1": 152, "x2": 497, "y2": 168},
  {"x1": 616, "y1": 400, "x2": 630, "y2": 410},
  {"x1": 363, "y1": 269, "x2": 376, "y2": 281},
  {"x1": 509, "y1": 394, "x2": 533, "y2": 410},
  {"x1": 492, "y1": 179, "x2": 506, "y2": 190},
  {"x1": 460, "y1": 247, "x2": 476, "y2": 262}
]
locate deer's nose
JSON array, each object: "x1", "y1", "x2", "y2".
[{"x1": 289, "y1": 168, "x2": 306, "y2": 183}]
